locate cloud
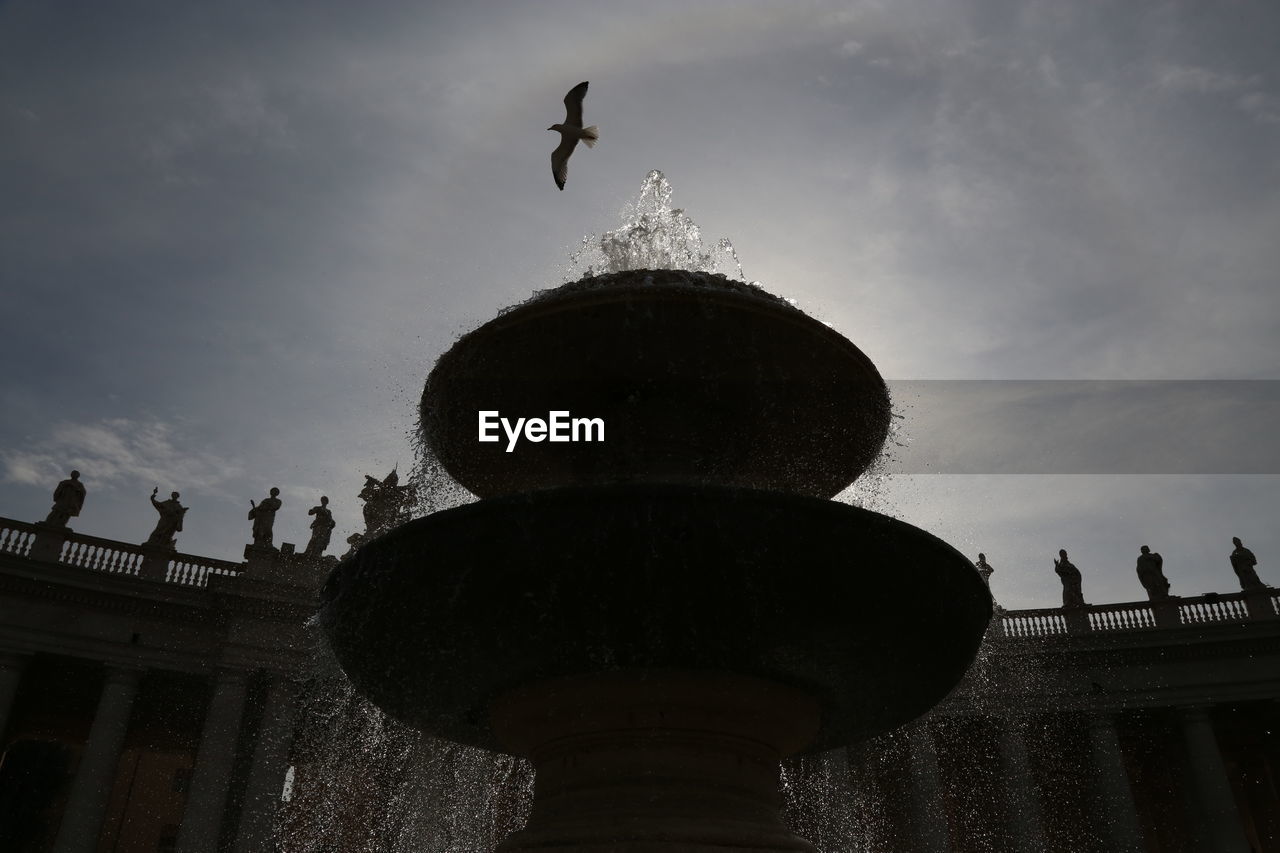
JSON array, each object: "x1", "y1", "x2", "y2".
[
  {"x1": 1152, "y1": 62, "x2": 1280, "y2": 126},
  {"x1": 1154, "y1": 63, "x2": 1256, "y2": 94},
  {"x1": 142, "y1": 75, "x2": 296, "y2": 185},
  {"x1": 1237, "y1": 91, "x2": 1280, "y2": 126},
  {"x1": 1, "y1": 418, "x2": 243, "y2": 499}
]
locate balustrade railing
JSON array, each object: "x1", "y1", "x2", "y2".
[
  {"x1": 2, "y1": 516, "x2": 1275, "y2": 619},
  {"x1": 1179, "y1": 593, "x2": 1250, "y2": 624},
  {"x1": 60, "y1": 532, "x2": 144, "y2": 577},
  {"x1": 0, "y1": 516, "x2": 243, "y2": 588},
  {"x1": 1088, "y1": 601, "x2": 1156, "y2": 631},
  {"x1": 998, "y1": 609, "x2": 1068, "y2": 638},
  {"x1": 0, "y1": 518, "x2": 37, "y2": 558},
  {"x1": 999, "y1": 589, "x2": 1274, "y2": 638},
  {"x1": 167, "y1": 553, "x2": 244, "y2": 587}
]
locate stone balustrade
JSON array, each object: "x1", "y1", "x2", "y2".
[
  {"x1": 60, "y1": 531, "x2": 145, "y2": 576},
  {"x1": 1179, "y1": 592, "x2": 1251, "y2": 623},
  {"x1": 1088, "y1": 601, "x2": 1157, "y2": 631},
  {"x1": 0, "y1": 515, "x2": 242, "y2": 587},
  {"x1": 166, "y1": 552, "x2": 244, "y2": 586},
  {"x1": 0, "y1": 518, "x2": 36, "y2": 558},
  {"x1": 998, "y1": 608, "x2": 1069, "y2": 638},
  {"x1": 4, "y1": 514, "x2": 1276, "y2": 620},
  {"x1": 999, "y1": 588, "x2": 1277, "y2": 637}
]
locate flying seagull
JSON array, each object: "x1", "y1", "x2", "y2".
[{"x1": 548, "y1": 81, "x2": 598, "y2": 190}]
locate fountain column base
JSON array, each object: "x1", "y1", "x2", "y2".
[{"x1": 491, "y1": 671, "x2": 822, "y2": 853}]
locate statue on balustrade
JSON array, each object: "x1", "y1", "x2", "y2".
[
  {"x1": 358, "y1": 469, "x2": 414, "y2": 537},
  {"x1": 974, "y1": 553, "x2": 994, "y2": 588},
  {"x1": 146, "y1": 487, "x2": 188, "y2": 549},
  {"x1": 1054, "y1": 549, "x2": 1086, "y2": 607},
  {"x1": 1135, "y1": 545, "x2": 1171, "y2": 601},
  {"x1": 44, "y1": 470, "x2": 86, "y2": 527},
  {"x1": 305, "y1": 496, "x2": 336, "y2": 557},
  {"x1": 1230, "y1": 537, "x2": 1264, "y2": 591},
  {"x1": 248, "y1": 487, "x2": 283, "y2": 548}
]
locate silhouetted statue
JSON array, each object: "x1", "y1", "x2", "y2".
[
  {"x1": 248, "y1": 487, "x2": 283, "y2": 547},
  {"x1": 339, "y1": 531, "x2": 365, "y2": 561},
  {"x1": 44, "y1": 470, "x2": 86, "y2": 527},
  {"x1": 1230, "y1": 537, "x2": 1264, "y2": 590},
  {"x1": 1054, "y1": 549, "x2": 1086, "y2": 607},
  {"x1": 305, "y1": 496, "x2": 336, "y2": 557},
  {"x1": 146, "y1": 487, "x2": 187, "y2": 549},
  {"x1": 974, "y1": 553, "x2": 994, "y2": 588},
  {"x1": 359, "y1": 470, "x2": 413, "y2": 536},
  {"x1": 1135, "y1": 545, "x2": 1170, "y2": 601}
]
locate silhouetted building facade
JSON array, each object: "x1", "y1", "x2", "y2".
[
  {"x1": 0, "y1": 511, "x2": 319, "y2": 853},
  {"x1": 0, "y1": 502, "x2": 1277, "y2": 852}
]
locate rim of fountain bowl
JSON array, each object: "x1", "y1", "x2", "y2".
[
  {"x1": 419, "y1": 269, "x2": 893, "y2": 500},
  {"x1": 523, "y1": 268, "x2": 797, "y2": 308},
  {"x1": 319, "y1": 483, "x2": 994, "y2": 755}
]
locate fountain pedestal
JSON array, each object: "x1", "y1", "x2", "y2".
[{"x1": 493, "y1": 672, "x2": 819, "y2": 853}]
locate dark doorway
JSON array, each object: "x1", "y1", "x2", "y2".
[{"x1": 0, "y1": 738, "x2": 73, "y2": 852}]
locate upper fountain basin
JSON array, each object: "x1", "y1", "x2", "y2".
[{"x1": 421, "y1": 270, "x2": 891, "y2": 499}]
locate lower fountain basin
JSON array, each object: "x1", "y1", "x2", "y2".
[{"x1": 320, "y1": 484, "x2": 991, "y2": 753}]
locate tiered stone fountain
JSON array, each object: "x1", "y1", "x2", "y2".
[{"x1": 321, "y1": 218, "x2": 991, "y2": 851}]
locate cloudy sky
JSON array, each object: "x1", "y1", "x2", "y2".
[{"x1": 2, "y1": 0, "x2": 1277, "y2": 610}]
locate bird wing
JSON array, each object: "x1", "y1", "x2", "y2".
[
  {"x1": 551, "y1": 135, "x2": 578, "y2": 190},
  {"x1": 563, "y1": 81, "x2": 588, "y2": 127}
]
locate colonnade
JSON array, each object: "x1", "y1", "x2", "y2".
[
  {"x1": 0, "y1": 657, "x2": 1264, "y2": 851},
  {"x1": 897, "y1": 706, "x2": 1253, "y2": 852},
  {"x1": 0, "y1": 652, "x2": 296, "y2": 853}
]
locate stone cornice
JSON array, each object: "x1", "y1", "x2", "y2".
[
  {"x1": 0, "y1": 553, "x2": 219, "y2": 621},
  {"x1": 0, "y1": 551, "x2": 318, "y2": 625}
]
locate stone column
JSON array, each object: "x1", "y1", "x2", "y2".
[
  {"x1": 176, "y1": 669, "x2": 250, "y2": 853},
  {"x1": 52, "y1": 666, "x2": 142, "y2": 853},
  {"x1": 903, "y1": 722, "x2": 951, "y2": 852},
  {"x1": 0, "y1": 652, "x2": 29, "y2": 742},
  {"x1": 1085, "y1": 712, "x2": 1145, "y2": 852},
  {"x1": 993, "y1": 716, "x2": 1048, "y2": 853},
  {"x1": 231, "y1": 676, "x2": 299, "y2": 853},
  {"x1": 1177, "y1": 705, "x2": 1250, "y2": 852}
]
